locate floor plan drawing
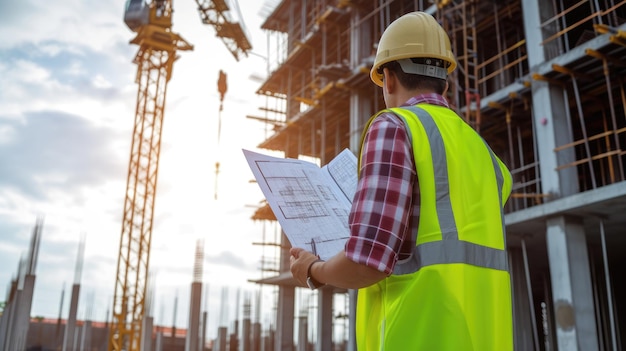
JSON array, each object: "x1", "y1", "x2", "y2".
[{"x1": 244, "y1": 148, "x2": 357, "y2": 260}]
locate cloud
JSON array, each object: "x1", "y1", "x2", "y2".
[
  {"x1": 0, "y1": 219, "x2": 32, "y2": 269},
  {"x1": 207, "y1": 250, "x2": 255, "y2": 271},
  {"x1": 0, "y1": 110, "x2": 125, "y2": 201},
  {"x1": 0, "y1": 39, "x2": 132, "y2": 201},
  {"x1": 0, "y1": 0, "x2": 129, "y2": 52},
  {"x1": 0, "y1": 41, "x2": 134, "y2": 113}
]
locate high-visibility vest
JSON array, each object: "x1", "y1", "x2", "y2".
[{"x1": 355, "y1": 104, "x2": 513, "y2": 351}]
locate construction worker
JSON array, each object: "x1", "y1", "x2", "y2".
[{"x1": 290, "y1": 11, "x2": 513, "y2": 350}]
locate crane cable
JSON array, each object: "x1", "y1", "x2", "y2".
[{"x1": 215, "y1": 69, "x2": 228, "y2": 200}]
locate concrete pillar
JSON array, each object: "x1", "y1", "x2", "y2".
[
  {"x1": 349, "y1": 9, "x2": 374, "y2": 153},
  {"x1": 274, "y1": 293, "x2": 293, "y2": 351},
  {"x1": 0, "y1": 279, "x2": 21, "y2": 350},
  {"x1": 0, "y1": 284, "x2": 17, "y2": 351},
  {"x1": 10, "y1": 275, "x2": 36, "y2": 351},
  {"x1": 520, "y1": 0, "x2": 547, "y2": 67},
  {"x1": 229, "y1": 326, "x2": 239, "y2": 351},
  {"x1": 349, "y1": 92, "x2": 374, "y2": 153},
  {"x1": 251, "y1": 322, "x2": 261, "y2": 351},
  {"x1": 346, "y1": 289, "x2": 357, "y2": 351},
  {"x1": 508, "y1": 248, "x2": 536, "y2": 350},
  {"x1": 142, "y1": 316, "x2": 153, "y2": 351},
  {"x1": 215, "y1": 326, "x2": 227, "y2": 351},
  {"x1": 349, "y1": 9, "x2": 373, "y2": 68},
  {"x1": 522, "y1": 2, "x2": 598, "y2": 349},
  {"x1": 296, "y1": 316, "x2": 307, "y2": 351},
  {"x1": 275, "y1": 232, "x2": 294, "y2": 351},
  {"x1": 263, "y1": 329, "x2": 274, "y2": 351},
  {"x1": 346, "y1": 13, "x2": 374, "y2": 348},
  {"x1": 63, "y1": 283, "x2": 80, "y2": 351},
  {"x1": 521, "y1": 0, "x2": 578, "y2": 198},
  {"x1": 201, "y1": 311, "x2": 207, "y2": 351},
  {"x1": 0, "y1": 301, "x2": 8, "y2": 350},
  {"x1": 315, "y1": 288, "x2": 333, "y2": 351},
  {"x1": 79, "y1": 320, "x2": 91, "y2": 351},
  {"x1": 155, "y1": 330, "x2": 163, "y2": 351},
  {"x1": 186, "y1": 282, "x2": 202, "y2": 351},
  {"x1": 242, "y1": 318, "x2": 251, "y2": 351},
  {"x1": 262, "y1": 335, "x2": 269, "y2": 351},
  {"x1": 546, "y1": 216, "x2": 598, "y2": 350}
]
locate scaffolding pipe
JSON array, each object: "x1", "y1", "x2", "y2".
[
  {"x1": 554, "y1": 65, "x2": 597, "y2": 188},
  {"x1": 587, "y1": 49, "x2": 625, "y2": 180},
  {"x1": 521, "y1": 238, "x2": 540, "y2": 351},
  {"x1": 494, "y1": 2, "x2": 504, "y2": 89},
  {"x1": 589, "y1": 252, "x2": 605, "y2": 351},
  {"x1": 516, "y1": 126, "x2": 525, "y2": 210},
  {"x1": 600, "y1": 113, "x2": 616, "y2": 184},
  {"x1": 599, "y1": 220, "x2": 618, "y2": 350}
]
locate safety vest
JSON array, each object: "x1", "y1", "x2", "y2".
[{"x1": 355, "y1": 104, "x2": 513, "y2": 351}]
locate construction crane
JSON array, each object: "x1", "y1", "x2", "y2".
[{"x1": 108, "y1": 1, "x2": 251, "y2": 350}]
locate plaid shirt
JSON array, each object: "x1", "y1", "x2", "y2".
[{"x1": 345, "y1": 93, "x2": 450, "y2": 274}]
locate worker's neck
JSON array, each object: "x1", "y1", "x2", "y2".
[{"x1": 388, "y1": 88, "x2": 437, "y2": 107}]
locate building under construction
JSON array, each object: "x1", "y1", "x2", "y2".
[{"x1": 250, "y1": 0, "x2": 626, "y2": 350}]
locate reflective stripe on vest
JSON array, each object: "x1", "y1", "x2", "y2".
[{"x1": 390, "y1": 105, "x2": 508, "y2": 275}]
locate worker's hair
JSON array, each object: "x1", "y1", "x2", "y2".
[{"x1": 381, "y1": 60, "x2": 447, "y2": 94}]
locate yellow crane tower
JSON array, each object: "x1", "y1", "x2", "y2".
[{"x1": 109, "y1": 1, "x2": 251, "y2": 350}]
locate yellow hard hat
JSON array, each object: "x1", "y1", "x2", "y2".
[{"x1": 370, "y1": 11, "x2": 457, "y2": 87}]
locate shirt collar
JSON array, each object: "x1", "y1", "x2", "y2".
[{"x1": 403, "y1": 93, "x2": 450, "y2": 108}]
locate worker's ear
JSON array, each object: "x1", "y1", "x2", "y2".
[
  {"x1": 443, "y1": 80, "x2": 449, "y2": 95},
  {"x1": 383, "y1": 68, "x2": 396, "y2": 94}
]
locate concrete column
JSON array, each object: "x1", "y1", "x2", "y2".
[
  {"x1": 315, "y1": 288, "x2": 333, "y2": 351},
  {"x1": 79, "y1": 320, "x2": 91, "y2": 351},
  {"x1": 349, "y1": 9, "x2": 372, "y2": 68},
  {"x1": 251, "y1": 322, "x2": 261, "y2": 351},
  {"x1": 530, "y1": 81, "x2": 578, "y2": 197},
  {"x1": 142, "y1": 316, "x2": 153, "y2": 351},
  {"x1": 275, "y1": 232, "x2": 294, "y2": 351},
  {"x1": 9, "y1": 275, "x2": 34, "y2": 350},
  {"x1": 508, "y1": 248, "x2": 535, "y2": 350},
  {"x1": 520, "y1": 0, "x2": 546, "y2": 67},
  {"x1": 296, "y1": 316, "x2": 307, "y2": 351},
  {"x1": 229, "y1": 323, "x2": 239, "y2": 351},
  {"x1": 262, "y1": 329, "x2": 274, "y2": 351},
  {"x1": 522, "y1": 0, "x2": 578, "y2": 198},
  {"x1": 0, "y1": 300, "x2": 8, "y2": 350},
  {"x1": 63, "y1": 284, "x2": 80, "y2": 351},
  {"x1": 242, "y1": 318, "x2": 251, "y2": 351},
  {"x1": 274, "y1": 285, "x2": 294, "y2": 351},
  {"x1": 349, "y1": 92, "x2": 374, "y2": 153},
  {"x1": 216, "y1": 326, "x2": 228, "y2": 351},
  {"x1": 201, "y1": 311, "x2": 207, "y2": 351},
  {"x1": 346, "y1": 289, "x2": 357, "y2": 351},
  {"x1": 521, "y1": 2, "x2": 594, "y2": 350},
  {"x1": 546, "y1": 216, "x2": 598, "y2": 350},
  {"x1": 348, "y1": 8, "x2": 374, "y2": 153},
  {"x1": 11, "y1": 275, "x2": 35, "y2": 351},
  {"x1": 186, "y1": 282, "x2": 202, "y2": 351},
  {"x1": 0, "y1": 280, "x2": 19, "y2": 350},
  {"x1": 155, "y1": 330, "x2": 163, "y2": 351},
  {"x1": 347, "y1": 13, "x2": 373, "y2": 348}
]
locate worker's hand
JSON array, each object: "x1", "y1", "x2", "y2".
[{"x1": 289, "y1": 247, "x2": 321, "y2": 287}]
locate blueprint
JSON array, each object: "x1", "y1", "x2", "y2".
[{"x1": 243, "y1": 148, "x2": 358, "y2": 260}]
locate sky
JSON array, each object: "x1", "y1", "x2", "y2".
[{"x1": 0, "y1": 0, "x2": 286, "y2": 337}]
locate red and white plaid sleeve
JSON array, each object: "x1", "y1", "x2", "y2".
[{"x1": 345, "y1": 112, "x2": 416, "y2": 275}]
